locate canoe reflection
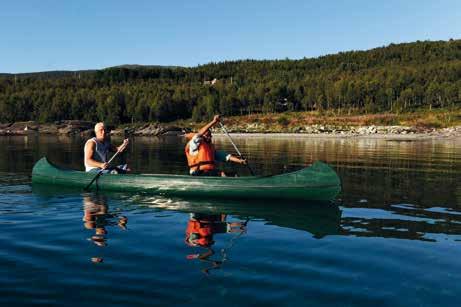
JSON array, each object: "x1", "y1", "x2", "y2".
[
  {"x1": 32, "y1": 184, "x2": 461, "y2": 249},
  {"x1": 185, "y1": 213, "x2": 247, "y2": 275},
  {"x1": 82, "y1": 194, "x2": 128, "y2": 263},
  {"x1": 148, "y1": 199, "x2": 343, "y2": 239}
]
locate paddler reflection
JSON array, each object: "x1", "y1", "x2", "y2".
[
  {"x1": 83, "y1": 194, "x2": 128, "y2": 263},
  {"x1": 185, "y1": 213, "x2": 247, "y2": 275}
]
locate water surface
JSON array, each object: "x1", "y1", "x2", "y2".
[{"x1": 0, "y1": 135, "x2": 460, "y2": 306}]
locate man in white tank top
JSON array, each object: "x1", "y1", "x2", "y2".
[{"x1": 84, "y1": 122, "x2": 129, "y2": 173}]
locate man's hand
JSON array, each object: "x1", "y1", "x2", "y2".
[
  {"x1": 100, "y1": 162, "x2": 109, "y2": 169},
  {"x1": 118, "y1": 139, "x2": 129, "y2": 152},
  {"x1": 240, "y1": 159, "x2": 247, "y2": 165},
  {"x1": 212, "y1": 115, "x2": 221, "y2": 124}
]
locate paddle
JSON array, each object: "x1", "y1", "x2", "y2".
[
  {"x1": 218, "y1": 122, "x2": 255, "y2": 176},
  {"x1": 84, "y1": 148, "x2": 123, "y2": 191}
]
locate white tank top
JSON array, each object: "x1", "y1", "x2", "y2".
[{"x1": 84, "y1": 137, "x2": 111, "y2": 172}]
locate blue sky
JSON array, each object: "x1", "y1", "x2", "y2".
[{"x1": 1, "y1": 0, "x2": 460, "y2": 73}]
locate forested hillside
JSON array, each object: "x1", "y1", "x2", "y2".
[{"x1": 1, "y1": 39, "x2": 460, "y2": 124}]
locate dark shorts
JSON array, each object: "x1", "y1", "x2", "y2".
[{"x1": 88, "y1": 164, "x2": 128, "y2": 174}]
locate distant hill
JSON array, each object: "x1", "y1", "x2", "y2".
[
  {"x1": 0, "y1": 39, "x2": 460, "y2": 124},
  {"x1": 0, "y1": 65, "x2": 183, "y2": 77},
  {"x1": 109, "y1": 64, "x2": 183, "y2": 70},
  {"x1": 0, "y1": 69, "x2": 96, "y2": 78}
]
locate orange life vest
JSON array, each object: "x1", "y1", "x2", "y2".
[
  {"x1": 185, "y1": 133, "x2": 215, "y2": 172},
  {"x1": 185, "y1": 220, "x2": 214, "y2": 247}
]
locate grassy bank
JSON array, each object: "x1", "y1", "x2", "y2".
[{"x1": 168, "y1": 108, "x2": 461, "y2": 133}]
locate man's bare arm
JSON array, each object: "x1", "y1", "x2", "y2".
[
  {"x1": 198, "y1": 115, "x2": 220, "y2": 136},
  {"x1": 228, "y1": 155, "x2": 247, "y2": 165}
]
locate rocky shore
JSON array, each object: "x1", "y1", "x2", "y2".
[
  {"x1": 0, "y1": 120, "x2": 459, "y2": 138},
  {"x1": 0, "y1": 121, "x2": 189, "y2": 137},
  {"x1": 222, "y1": 123, "x2": 461, "y2": 138},
  {"x1": 0, "y1": 121, "x2": 94, "y2": 136}
]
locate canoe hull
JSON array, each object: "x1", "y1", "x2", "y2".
[{"x1": 32, "y1": 157, "x2": 341, "y2": 201}]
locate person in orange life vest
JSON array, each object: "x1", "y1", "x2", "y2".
[
  {"x1": 84, "y1": 122, "x2": 130, "y2": 174},
  {"x1": 185, "y1": 115, "x2": 246, "y2": 176},
  {"x1": 185, "y1": 213, "x2": 247, "y2": 248},
  {"x1": 185, "y1": 213, "x2": 225, "y2": 248},
  {"x1": 185, "y1": 213, "x2": 247, "y2": 274}
]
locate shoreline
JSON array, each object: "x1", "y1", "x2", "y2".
[
  {"x1": 211, "y1": 132, "x2": 461, "y2": 141},
  {"x1": 0, "y1": 120, "x2": 459, "y2": 140}
]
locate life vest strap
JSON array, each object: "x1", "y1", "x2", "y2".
[{"x1": 189, "y1": 161, "x2": 215, "y2": 171}]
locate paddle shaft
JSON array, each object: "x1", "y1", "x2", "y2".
[
  {"x1": 84, "y1": 149, "x2": 123, "y2": 191},
  {"x1": 218, "y1": 122, "x2": 255, "y2": 176}
]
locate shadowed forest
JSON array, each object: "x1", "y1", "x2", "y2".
[{"x1": 1, "y1": 39, "x2": 460, "y2": 125}]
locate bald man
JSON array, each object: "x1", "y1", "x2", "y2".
[{"x1": 84, "y1": 122, "x2": 130, "y2": 173}]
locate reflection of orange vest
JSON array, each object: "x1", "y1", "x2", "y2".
[
  {"x1": 186, "y1": 220, "x2": 213, "y2": 247},
  {"x1": 185, "y1": 134, "x2": 215, "y2": 171}
]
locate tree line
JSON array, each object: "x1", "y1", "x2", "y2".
[{"x1": 0, "y1": 39, "x2": 460, "y2": 125}]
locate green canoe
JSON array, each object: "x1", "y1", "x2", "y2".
[{"x1": 31, "y1": 157, "x2": 341, "y2": 201}]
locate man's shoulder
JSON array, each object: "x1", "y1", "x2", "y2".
[
  {"x1": 185, "y1": 133, "x2": 198, "y2": 140},
  {"x1": 84, "y1": 138, "x2": 96, "y2": 147}
]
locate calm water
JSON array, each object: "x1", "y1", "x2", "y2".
[{"x1": 1, "y1": 134, "x2": 460, "y2": 306}]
